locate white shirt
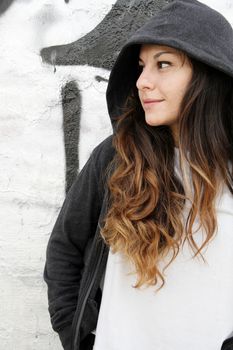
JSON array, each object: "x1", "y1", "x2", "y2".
[{"x1": 93, "y1": 159, "x2": 233, "y2": 350}]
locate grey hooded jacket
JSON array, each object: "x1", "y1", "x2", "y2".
[{"x1": 44, "y1": 1, "x2": 233, "y2": 349}]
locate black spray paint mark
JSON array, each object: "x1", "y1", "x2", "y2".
[
  {"x1": 62, "y1": 81, "x2": 81, "y2": 193},
  {"x1": 0, "y1": 0, "x2": 15, "y2": 15},
  {"x1": 95, "y1": 76, "x2": 109, "y2": 83},
  {"x1": 41, "y1": 0, "x2": 171, "y2": 192}
]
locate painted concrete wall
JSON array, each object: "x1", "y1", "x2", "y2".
[{"x1": 1, "y1": 0, "x2": 233, "y2": 349}]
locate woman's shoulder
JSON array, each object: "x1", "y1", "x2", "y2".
[{"x1": 91, "y1": 134, "x2": 116, "y2": 168}]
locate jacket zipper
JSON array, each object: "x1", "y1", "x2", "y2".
[{"x1": 71, "y1": 237, "x2": 105, "y2": 350}]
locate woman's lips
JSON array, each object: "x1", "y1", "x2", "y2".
[
  {"x1": 143, "y1": 99, "x2": 164, "y2": 104},
  {"x1": 142, "y1": 99, "x2": 165, "y2": 108}
]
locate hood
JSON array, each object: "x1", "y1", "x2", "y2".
[{"x1": 106, "y1": 0, "x2": 233, "y2": 125}]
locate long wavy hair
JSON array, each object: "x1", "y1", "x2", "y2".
[{"x1": 101, "y1": 55, "x2": 233, "y2": 290}]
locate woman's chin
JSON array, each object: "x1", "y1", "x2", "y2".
[
  {"x1": 144, "y1": 114, "x2": 178, "y2": 128},
  {"x1": 145, "y1": 115, "x2": 162, "y2": 127}
]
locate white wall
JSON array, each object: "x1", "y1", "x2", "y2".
[{"x1": 0, "y1": 0, "x2": 232, "y2": 349}]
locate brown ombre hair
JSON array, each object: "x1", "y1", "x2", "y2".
[{"x1": 101, "y1": 56, "x2": 233, "y2": 290}]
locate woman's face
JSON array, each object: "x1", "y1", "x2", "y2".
[{"x1": 136, "y1": 44, "x2": 193, "y2": 135}]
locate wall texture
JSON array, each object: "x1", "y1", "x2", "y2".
[{"x1": 0, "y1": 0, "x2": 232, "y2": 349}]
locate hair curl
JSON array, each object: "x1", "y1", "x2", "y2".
[{"x1": 101, "y1": 57, "x2": 233, "y2": 290}]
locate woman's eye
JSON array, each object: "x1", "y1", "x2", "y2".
[{"x1": 158, "y1": 61, "x2": 171, "y2": 69}]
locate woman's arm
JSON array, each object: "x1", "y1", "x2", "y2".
[{"x1": 44, "y1": 136, "x2": 114, "y2": 349}]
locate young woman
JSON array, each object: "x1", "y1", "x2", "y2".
[{"x1": 44, "y1": 1, "x2": 233, "y2": 349}]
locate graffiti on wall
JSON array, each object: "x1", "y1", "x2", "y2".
[
  {"x1": 0, "y1": 0, "x2": 15, "y2": 15},
  {"x1": 41, "y1": 0, "x2": 171, "y2": 69},
  {"x1": 62, "y1": 81, "x2": 81, "y2": 192},
  {"x1": 41, "y1": 0, "x2": 171, "y2": 192}
]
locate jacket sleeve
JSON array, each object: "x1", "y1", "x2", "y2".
[{"x1": 44, "y1": 137, "x2": 113, "y2": 350}]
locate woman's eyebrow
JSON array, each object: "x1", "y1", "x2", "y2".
[
  {"x1": 139, "y1": 51, "x2": 175, "y2": 62},
  {"x1": 153, "y1": 51, "x2": 175, "y2": 59}
]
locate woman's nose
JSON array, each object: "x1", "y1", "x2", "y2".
[{"x1": 136, "y1": 70, "x2": 154, "y2": 90}]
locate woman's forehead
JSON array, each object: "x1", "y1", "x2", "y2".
[{"x1": 139, "y1": 44, "x2": 180, "y2": 55}]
